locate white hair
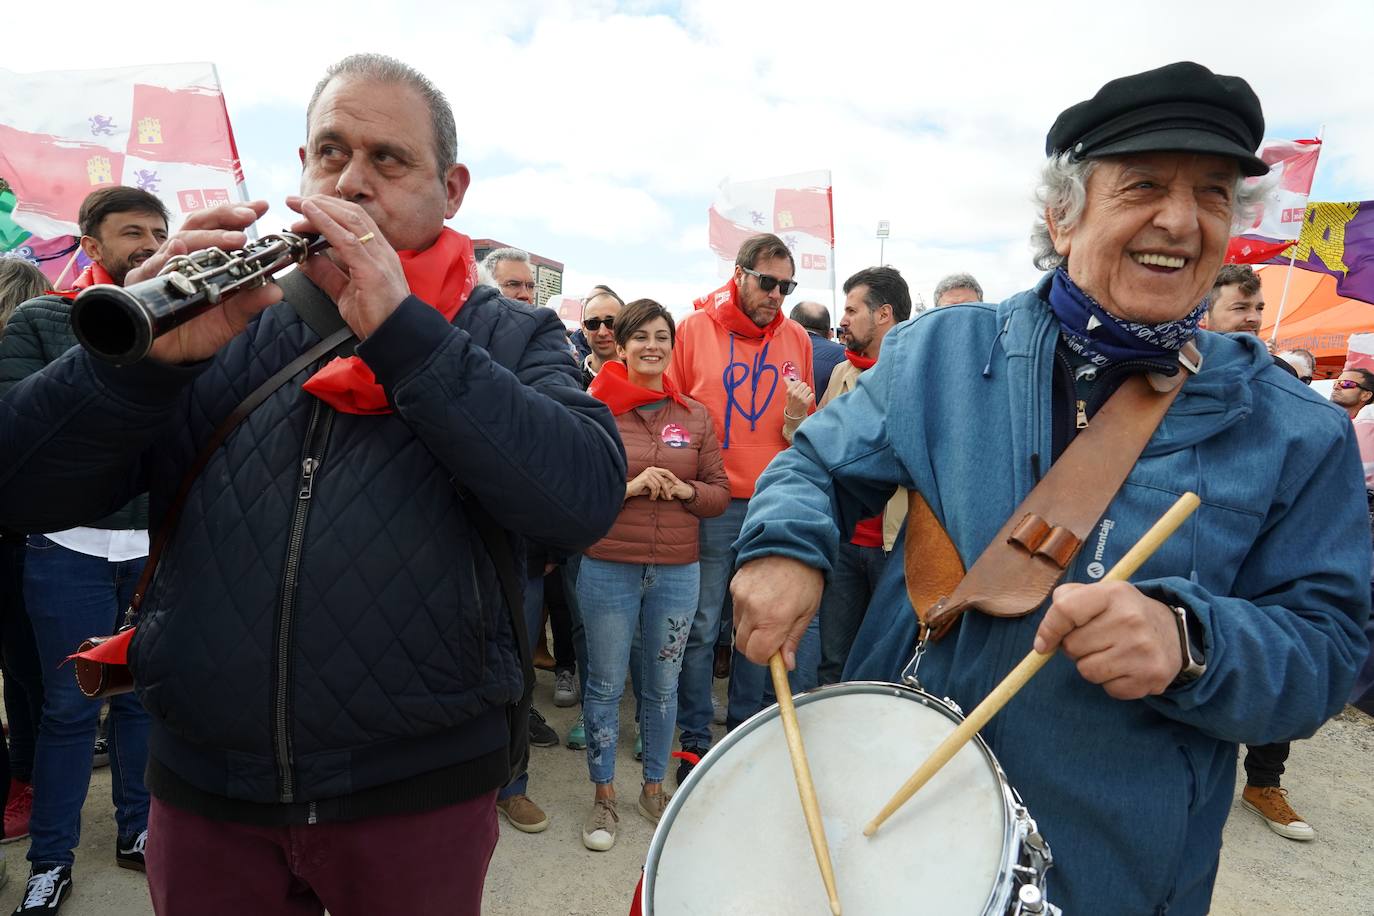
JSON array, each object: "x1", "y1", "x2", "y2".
[
  {"x1": 1029, "y1": 152, "x2": 1268, "y2": 271},
  {"x1": 480, "y1": 247, "x2": 532, "y2": 287}
]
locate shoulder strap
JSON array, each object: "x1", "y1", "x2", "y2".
[
  {"x1": 277, "y1": 270, "x2": 356, "y2": 357},
  {"x1": 912, "y1": 341, "x2": 1201, "y2": 638},
  {"x1": 126, "y1": 319, "x2": 356, "y2": 618}
]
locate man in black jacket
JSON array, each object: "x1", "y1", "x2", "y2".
[
  {"x1": 0, "y1": 186, "x2": 169, "y2": 912},
  {"x1": 0, "y1": 53, "x2": 625, "y2": 915}
]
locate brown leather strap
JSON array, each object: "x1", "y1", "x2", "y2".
[
  {"x1": 124, "y1": 324, "x2": 355, "y2": 619},
  {"x1": 904, "y1": 490, "x2": 965, "y2": 616},
  {"x1": 910, "y1": 341, "x2": 1200, "y2": 637}
]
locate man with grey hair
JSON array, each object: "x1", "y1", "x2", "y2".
[
  {"x1": 933, "y1": 272, "x2": 983, "y2": 307},
  {"x1": 481, "y1": 247, "x2": 537, "y2": 305},
  {"x1": 0, "y1": 52, "x2": 625, "y2": 913},
  {"x1": 730, "y1": 62, "x2": 1366, "y2": 913},
  {"x1": 1277, "y1": 348, "x2": 1316, "y2": 383}
]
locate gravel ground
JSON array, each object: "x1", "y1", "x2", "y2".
[{"x1": 2, "y1": 674, "x2": 1369, "y2": 914}]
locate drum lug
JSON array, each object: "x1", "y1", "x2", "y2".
[
  {"x1": 940, "y1": 696, "x2": 963, "y2": 716},
  {"x1": 1010, "y1": 809, "x2": 1060, "y2": 916}
]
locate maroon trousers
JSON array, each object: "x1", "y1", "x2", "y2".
[{"x1": 145, "y1": 791, "x2": 498, "y2": 916}]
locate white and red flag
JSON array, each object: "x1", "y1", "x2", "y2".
[
  {"x1": 708, "y1": 170, "x2": 834, "y2": 289},
  {"x1": 0, "y1": 63, "x2": 246, "y2": 240},
  {"x1": 1225, "y1": 138, "x2": 1322, "y2": 264}
]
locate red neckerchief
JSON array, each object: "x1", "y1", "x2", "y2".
[
  {"x1": 693, "y1": 278, "x2": 784, "y2": 340},
  {"x1": 49, "y1": 262, "x2": 115, "y2": 300},
  {"x1": 588, "y1": 359, "x2": 689, "y2": 415},
  {"x1": 845, "y1": 349, "x2": 876, "y2": 370},
  {"x1": 302, "y1": 228, "x2": 478, "y2": 415}
]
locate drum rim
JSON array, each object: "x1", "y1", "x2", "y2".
[{"x1": 642, "y1": 680, "x2": 1025, "y2": 915}]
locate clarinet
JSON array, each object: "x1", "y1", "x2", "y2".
[{"x1": 71, "y1": 231, "x2": 330, "y2": 366}]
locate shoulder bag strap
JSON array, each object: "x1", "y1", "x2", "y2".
[{"x1": 912, "y1": 341, "x2": 1202, "y2": 638}]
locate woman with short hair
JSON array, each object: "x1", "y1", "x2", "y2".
[{"x1": 579, "y1": 299, "x2": 729, "y2": 851}]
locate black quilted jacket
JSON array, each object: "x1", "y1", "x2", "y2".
[
  {"x1": 0, "y1": 282, "x2": 626, "y2": 822},
  {"x1": 0, "y1": 294, "x2": 150, "y2": 531}
]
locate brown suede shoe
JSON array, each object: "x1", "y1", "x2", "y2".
[
  {"x1": 638, "y1": 785, "x2": 670, "y2": 824},
  {"x1": 1241, "y1": 785, "x2": 1314, "y2": 841},
  {"x1": 497, "y1": 794, "x2": 549, "y2": 834}
]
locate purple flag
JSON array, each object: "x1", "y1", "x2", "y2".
[{"x1": 1266, "y1": 201, "x2": 1374, "y2": 305}]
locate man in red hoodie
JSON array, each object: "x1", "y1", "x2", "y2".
[{"x1": 665, "y1": 234, "x2": 812, "y2": 781}]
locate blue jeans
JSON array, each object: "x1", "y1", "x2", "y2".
[
  {"x1": 579, "y1": 558, "x2": 697, "y2": 784},
  {"x1": 726, "y1": 615, "x2": 820, "y2": 728},
  {"x1": 499, "y1": 572, "x2": 546, "y2": 802},
  {"x1": 817, "y1": 542, "x2": 890, "y2": 685},
  {"x1": 24, "y1": 535, "x2": 150, "y2": 866},
  {"x1": 676, "y1": 499, "x2": 749, "y2": 749}
]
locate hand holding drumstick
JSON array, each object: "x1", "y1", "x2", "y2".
[{"x1": 865, "y1": 492, "x2": 1201, "y2": 837}]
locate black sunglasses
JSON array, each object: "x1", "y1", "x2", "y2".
[
  {"x1": 583, "y1": 317, "x2": 615, "y2": 331},
  {"x1": 741, "y1": 267, "x2": 798, "y2": 296}
]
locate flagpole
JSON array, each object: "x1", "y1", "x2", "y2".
[
  {"x1": 1269, "y1": 124, "x2": 1324, "y2": 349},
  {"x1": 52, "y1": 247, "x2": 80, "y2": 290}
]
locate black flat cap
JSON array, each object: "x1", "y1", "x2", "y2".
[{"x1": 1046, "y1": 61, "x2": 1267, "y2": 176}]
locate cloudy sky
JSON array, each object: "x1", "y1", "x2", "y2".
[{"x1": 9, "y1": 0, "x2": 1374, "y2": 315}]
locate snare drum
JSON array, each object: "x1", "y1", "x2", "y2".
[{"x1": 643, "y1": 682, "x2": 1056, "y2": 915}]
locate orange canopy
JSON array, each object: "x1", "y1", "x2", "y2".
[{"x1": 1258, "y1": 265, "x2": 1374, "y2": 374}]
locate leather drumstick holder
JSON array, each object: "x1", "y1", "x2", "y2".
[{"x1": 905, "y1": 341, "x2": 1200, "y2": 639}]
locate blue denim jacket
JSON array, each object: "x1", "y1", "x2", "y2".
[{"x1": 734, "y1": 274, "x2": 1370, "y2": 915}]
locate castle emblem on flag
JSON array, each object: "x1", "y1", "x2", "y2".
[
  {"x1": 777, "y1": 210, "x2": 795, "y2": 229},
  {"x1": 134, "y1": 169, "x2": 161, "y2": 193},
  {"x1": 87, "y1": 156, "x2": 114, "y2": 185},
  {"x1": 88, "y1": 115, "x2": 117, "y2": 136},
  {"x1": 138, "y1": 117, "x2": 163, "y2": 144}
]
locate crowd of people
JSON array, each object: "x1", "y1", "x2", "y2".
[{"x1": 0, "y1": 50, "x2": 1370, "y2": 916}]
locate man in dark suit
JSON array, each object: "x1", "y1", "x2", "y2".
[{"x1": 789, "y1": 301, "x2": 845, "y2": 396}]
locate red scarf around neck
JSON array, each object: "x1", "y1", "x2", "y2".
[
  {"x1": 693, "y1": 278, "x2": 784, "y2": 340},
  {"x1": 50, "y1": 262, "x2": 115, "y2": 300},
  {"x1": 587, "y1": 359, "x2": 689, "y2": 415},
  {"x1": 302, "y1": 228, "x2": 478, "y2": 415},
  {"x1": 846, "y1": 349, "x2": 877, "y2": 370}
]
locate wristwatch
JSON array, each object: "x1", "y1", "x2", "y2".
[{"x1": 1168, "y1": 604, "x2": 1207, "y2": 686}]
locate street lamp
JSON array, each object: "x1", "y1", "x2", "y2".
[{"x1": 876, "y1": 220, "x2": 890, "y2": 266}]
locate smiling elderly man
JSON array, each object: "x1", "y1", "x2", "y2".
[
  {"x1": 729, "y1": 62, "x2": 1369, "y2": 914},
  {"x1": 0, "y1": 53, "x2": 625, "y2": 915}
]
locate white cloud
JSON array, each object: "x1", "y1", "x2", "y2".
[
  {"x1": 9, "y1": 0, "x2": 1374, "y2": 307},
  {"x1": 462, "y1": 166, "x2": 673, "y2": 243}
]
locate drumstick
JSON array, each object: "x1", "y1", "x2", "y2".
[
  {"x1": 864, "y1": 491, "x2": 1201, "y2": 838},
  {"x1": 769, "y1": 652, "x2": 842, "y2": 916}
]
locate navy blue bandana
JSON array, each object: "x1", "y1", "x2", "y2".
[{"x1": 1049, "y1": 268, "x2": 1204, "y2": 367}]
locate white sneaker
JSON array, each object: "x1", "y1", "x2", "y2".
[
  {"x1": 582, "y1": 798, "x2": 619, "y2": 851},
  {"x1": 554, "y1": 670, "x2": 578, "y2": 708}
]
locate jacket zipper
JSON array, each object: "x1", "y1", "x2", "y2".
[{"x1": 275, "y1": 398, "x2": 335, "y2": 803}]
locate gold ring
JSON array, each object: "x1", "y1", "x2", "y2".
[{"x1": 357, "y1": 232, "x2": 375, "y2": 244}]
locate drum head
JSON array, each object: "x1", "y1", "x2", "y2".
[{"x1": 645, "y1": 684, "x2": 1012, "y2": 915}]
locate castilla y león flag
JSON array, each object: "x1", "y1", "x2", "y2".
[
  {"x1": 708, "y1": 170, "x2": 834, "y2": 289},
  {"x1": 1225, "y1": 138, "x2": 1322, "y2": 265},
  {"x1": 0, "y1": 63, "x2": 246, "y2": 240}
]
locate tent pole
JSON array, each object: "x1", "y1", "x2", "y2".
[{"x1": 1269, "y1": 252, "x2": 1299, "y2": 347}]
